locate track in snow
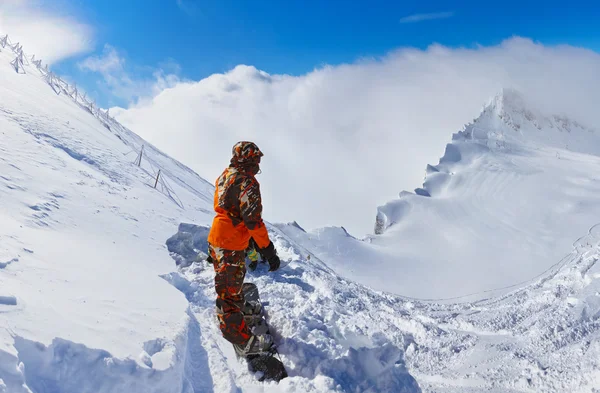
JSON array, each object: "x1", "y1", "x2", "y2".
[
  {"x1": 165, "y1": 223, "x2": 423, "y2": 393},
  {"x1": 164, "y1": 221, "x2": 600, "y2": 393}
]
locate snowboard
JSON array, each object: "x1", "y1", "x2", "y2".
[{"x1": 238, "y1": 282, "x2": 288, "y2": 382}]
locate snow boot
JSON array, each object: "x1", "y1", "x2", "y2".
[
  {"x1": 233, "y1": 333, "x2": 274, "y2": 357},
  {"x1": 242, "y1": 299, "x2": 262, "y2": 315}
]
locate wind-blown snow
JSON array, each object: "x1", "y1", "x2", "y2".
[{"x1": 1, "y1": 38, "x2": 600, "y2": 393}]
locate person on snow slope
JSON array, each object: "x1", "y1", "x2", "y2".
[{"x1": 207, "y1": 141, "x2": 281, "y2": 356}]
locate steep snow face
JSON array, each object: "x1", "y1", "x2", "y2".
[
  {"x1": 281, "y1": 89, "x2": 600, "y2": 300},
  {"x1": 0, "y1": 42, "x2": 217, "y2": 392}
]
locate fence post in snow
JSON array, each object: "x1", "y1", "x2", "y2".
[
  {"x1": 46, "y1": 73, "x2": 61, "y2": 95},
  {"x1": 100, "y1": 108, "x2": 110, "y2": 122},
  {"x1": 81, "y1": 92, "x2": 90, "y2": 108},
  {"x1": 17, "y1": 48, "x2": 29, "y2": 66},
  {"x1": 10, "y1": 57, "x2": 25, "y2": 74},
  {"x1": 9, "y1": 41, "x2": 20, "y2": 53},
  {"x1": 134, "y1": 145, "x2": 145, "y2": 167},
  {"x1": 154, "y1": 170, "x2": 161, "y2": 189},
  {"x1": 70, "y1": 84, "x2": 78, "y2": 101}
]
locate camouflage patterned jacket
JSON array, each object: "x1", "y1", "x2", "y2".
[{"x1": 207, "y1": 166, "x2": 271, "y2": 251}]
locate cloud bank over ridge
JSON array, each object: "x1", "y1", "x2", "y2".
[{"x1": 111, "y1": 37, "x2": 600, "y2": 236}]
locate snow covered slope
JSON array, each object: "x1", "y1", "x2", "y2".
[
  {"x1": 279, "y1": 88, "x2": 600, "y2": 300},
  {"x1": 166, "y1": 212, "x2": 600, "y2": 393},
  {"x1": 2, "y1": 37, "x2": 600, "y2": 393},
  {"x1": 0, "y1": 40, "x2": 218, "y2": 392},
  {"x1": 0, "y1": 37, "x2": 424, "y2": 393}
]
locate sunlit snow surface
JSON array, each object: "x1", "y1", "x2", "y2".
[{"x1": 0, "y1": 43, "x2": 599, "y2": 393}]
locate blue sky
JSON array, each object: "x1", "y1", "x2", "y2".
[{"x1": 33, "y1": 0, "x2": 600, "y2": 107}]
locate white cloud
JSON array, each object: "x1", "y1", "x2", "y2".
[
  {"x1": 0, "y1": 0, "x2": 93, "y2": 64},
  {"x1": 79, "y1": 44, "x2": 181, "y2": 105},
  {"x1": 112, "y1": 37, "x2": 600, "y2": 236},
  {"x1": 399, "y1": 11, "x2": 454, "y2": 23},
  {"x1": 79, "y1": 44, "x2": 124, "y2": 74}
]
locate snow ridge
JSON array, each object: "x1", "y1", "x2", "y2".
[
  {"x1": 376, "y1": 88, "x2": 599, "y2": 234},
  {"x1": 0, "y1": 32, "x2": 214, "y2": 208}
]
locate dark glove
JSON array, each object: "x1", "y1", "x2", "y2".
[
  {"x1": 248, "y1": 259, "x2": 258, "y2": 271},
  {"x1": 267, "y1": 254, "x2": 280, "y2": 272},
  {"x1": 257, "y1": 241, "x2": 277, "y2": 260},
  {"x1": 257, "y1": 241, "x2": 280, "y2": 272}
]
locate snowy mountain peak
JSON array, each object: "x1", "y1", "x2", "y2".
[
  {"x1": 468, "y1": 87, "x2": 595, "y2": 138},
  {"x1": 374, "y1": 87, "x2": 600, "y2": 236},
  {"x1": 487, "y1": 87, "x2": 528, "y2": 118}
]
